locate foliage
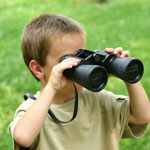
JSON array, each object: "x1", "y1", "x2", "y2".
[{"x1": 0, "y1": 0, "x2": 150, "y2": 149}]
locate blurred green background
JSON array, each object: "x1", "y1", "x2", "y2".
[{"x1": 0, "y1": 0, "x2": 150, "y2": 149}]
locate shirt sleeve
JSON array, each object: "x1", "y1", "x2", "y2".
[
  {"x1": 114, "y1": 93, "x2": 148, "y2": 139},
  {"x1": 8, "y1": 99, "x2": 39, "y2": 150},
  {"x1": 99, "y1": 89, "x2": 148, "y2": 139}
]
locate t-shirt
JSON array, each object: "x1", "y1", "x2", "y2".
[{"x1": 9, "y1": 88, "x2": 147, "y2": 150}]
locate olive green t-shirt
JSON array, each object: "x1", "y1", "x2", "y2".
[{"x1": 9, "y1": 89, "x2": 147, "y2": 150}]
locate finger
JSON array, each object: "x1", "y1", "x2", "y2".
[
  {"x1": 104, "y1": 48, "x2": 115, "y2": 53},
  {"x1": 114, "y1": 47, "x2": 123, "y2": 56},
  {"x1": 121, "y1": 50, "x2": 130, "y2": 57},
  {"x1": 62, "y1": 58, "x2": 80, "y2": 67},
  {"x1": 55, "y1": 58, "x2": 80, "y2": 74},
  {"x1": 66, "y1": 59, "x2": 80, "y2": 68},
  {"x1": 61, "y1": 57, "x2": 79, "y2": 63}
]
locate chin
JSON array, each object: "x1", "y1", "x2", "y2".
[
  {"x1": 64, "y1": 81, "x2": 83, "y2": 95},
  {"x1": 74, "y1": 83, "x2": 83, "y2": 94}
]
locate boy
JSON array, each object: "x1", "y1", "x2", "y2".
[{"x1": 9, "y1": 13, "x2": 150, "y2": 150}]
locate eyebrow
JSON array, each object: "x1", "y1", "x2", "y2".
[{"x1": 61, "y1": 52, "x2": 76, "y2": 58}]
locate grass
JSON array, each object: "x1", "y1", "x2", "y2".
[{"x1": 0, "y1": 0, "x2": 150, "y2": 149}]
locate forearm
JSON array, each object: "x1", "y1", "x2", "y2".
[
  {"x1": 125, "y1": 82, "x2": 150, "y2": 125},
  {"x1": 14, "y1": 85, "x2": 56, "y2": 147}
]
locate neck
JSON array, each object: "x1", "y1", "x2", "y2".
[
  {"x1": 41, "y1": 85, "x2": 76, "y2": 105},
  {"x1": 41, "y1": 82, "x2": 83, "y2": 105},
  {"x1": 52, "y1": 93, "x2": 75, "y2": 105}
]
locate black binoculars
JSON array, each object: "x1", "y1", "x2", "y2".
[{"x1": 62, "y1": 49, "x2": 144, "y2": 92}]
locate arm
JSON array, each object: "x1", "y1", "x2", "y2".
[
  {"x1": 105, "y1": 47, "x2": 150, "y2": 125},
  {"x1": 126, "y1": 82, "x2": 150, "y2": 125},
  {"x1": 14, "y1": 58, "x2": 80, "y2": 147}
]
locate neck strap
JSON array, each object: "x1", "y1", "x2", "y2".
[{"x1": 24, "y1": 84, "x2": 78, "y2": 123}]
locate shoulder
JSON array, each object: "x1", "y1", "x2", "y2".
[{"x1": 14, "y1": 91, "x2": 40, "y2": 117}]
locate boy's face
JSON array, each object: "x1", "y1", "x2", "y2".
[{"x1": 42, "y1": 33, "x2": 86, "y2": 96}]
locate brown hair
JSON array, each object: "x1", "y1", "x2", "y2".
[{"x1": 21, "y1": 13, "x2": 86, "y2": 80}]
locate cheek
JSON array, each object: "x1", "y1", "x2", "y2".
[
  {"x1": 43, "y1": 60, "x2": 59, "y2": 80},
  {"x1": 64, "y1": 81, "x2": 83, "y2": 94},
  {"x1": 43, "y1": 55, "x2": 62, "y2": 80},
  {"x1": 42, "y1": 65, "x2": 53, "y2": 80}
]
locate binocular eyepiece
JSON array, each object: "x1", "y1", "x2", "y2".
[{"x1": 62, "y1": 49, "x2": 144, "y2": 92}]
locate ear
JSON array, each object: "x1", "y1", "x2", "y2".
[{"x1": 29, "y1": 60, "x2": 45, "y2": 80}]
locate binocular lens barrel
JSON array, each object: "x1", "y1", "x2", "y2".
[
  {"x1": 109, "y1": 57, "x2": 144, "y2": 83},
  {"x1": 63, "y1": 65, "x2": 108, "y2": 92},
  {"x1": 62, "y1": 49, "x2": 144, "y2": 92}
]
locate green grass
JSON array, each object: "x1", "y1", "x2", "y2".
[{"x1": 0, "y1": 0, "x2": 150, "y2": 149}]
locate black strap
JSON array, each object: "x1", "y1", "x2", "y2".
[
  {"x1": 24, "y1": 93, "x2": 36, "y2": 100},
  {"x1": 24, "y1": 84, "x2": 78, "y2": 123}
]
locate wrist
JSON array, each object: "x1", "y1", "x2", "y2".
[
  {"x1": 44, "y1": 84, "x2": 57, "y2": 95},
  {"x1": 125, "y1": 81, "x2": 140, "y2": 87},
  {"x1": 38, "y1": 84, "x2": 57, "y2": 105}
]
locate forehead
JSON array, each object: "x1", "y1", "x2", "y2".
[{"x1": 49, "y1": 33, "x2": 86, "y2": 58}]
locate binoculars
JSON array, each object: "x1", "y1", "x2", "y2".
[{"x1": 62, "y1": 49, "x2": 144, "y2": 92}]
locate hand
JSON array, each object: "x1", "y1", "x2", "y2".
[
  {"x1": 47, "y1": 58, "x2": 80, "y2": 92},
  {"x1": 104, "y1": 47, "x2": 130, "y2": 57}
]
